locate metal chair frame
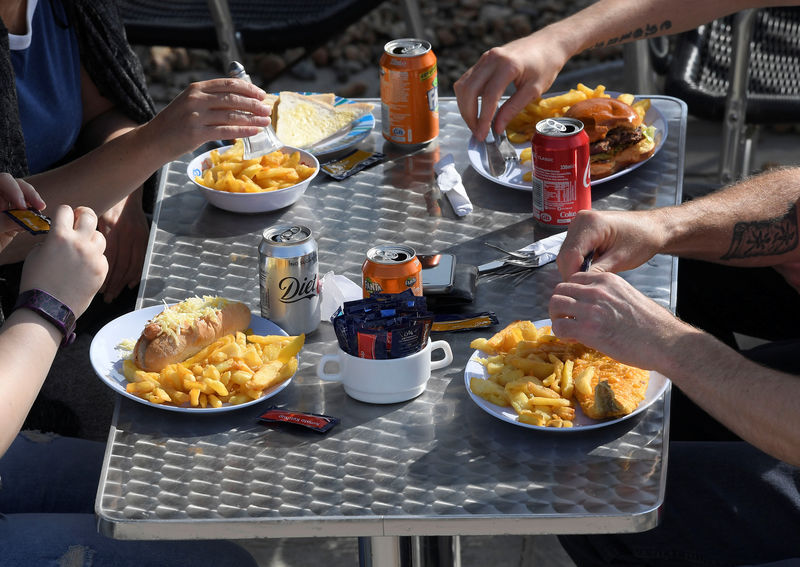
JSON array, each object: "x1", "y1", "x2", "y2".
[{"x1": 624, "y1": 8, "x2": 800, "y2": 184}]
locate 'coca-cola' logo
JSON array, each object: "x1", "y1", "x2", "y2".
[{"x1": 279, "y1": 274, "x2": 317, "y2": 303}]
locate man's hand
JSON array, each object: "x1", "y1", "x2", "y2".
[
  {"x1": 549, "y1": 271, "x2": 689, "y2": 370},
  {"x1": 454, "y1": 30, "x2": 571, "y2": 141},
  {"x1": 556, "y1": 209, "x2": 668, "y2": 280}
]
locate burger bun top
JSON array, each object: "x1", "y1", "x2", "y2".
[{"x1": 565, "y1": 98, "x2": 642, "y2": 143}]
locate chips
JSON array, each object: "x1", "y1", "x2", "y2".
[
  {"x1": 505, "y1": 83, "x2": 652, "y2": 144},
  {"x1": 122, "y1": 331, "x2": 305, "y2": 408},
  {"x1": 468, "y1": 320, "x2": 648, "y2": 428},
  {"x1": 194, "y1": 139, "x2": 317, "y2": 193}
]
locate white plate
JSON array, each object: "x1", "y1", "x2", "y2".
[
  {"x1": 464, "y1": 319, "x2": 670, "y2": 431},
  {"x1": 467, "y1": 95, "x2": 668, "y2": 191},
  {"x1": 280, "y1": 93, "x2": 375, "y2": 157},
  {"x1": 89, "y1": 305, "x2": 293, "y2": 413}
]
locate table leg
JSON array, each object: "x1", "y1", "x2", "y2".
[
  {"x1": 358, "y1": 536, "x2": 460, "y2": 567},
  {"x1": 411, "y1": 536, "x2": 460, "y2": 567},
  {"x1": 359, "y1": 536, "x2": 403, "y2": 567}
]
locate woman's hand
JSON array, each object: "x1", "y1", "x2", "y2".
[
  {"x1": 0, "y1": 174, "x2": 46, "y2": 249},
  {"x1": 20, "y1": 205, "x2": 108, "y2": 318},
  {"x1": 144, "y1": 78, "x2": 272, "y2": 161}
]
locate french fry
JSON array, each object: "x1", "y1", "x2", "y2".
[
  {"x1": 470, "y1": 377, "x2": 510, "y2": 407},
  {"x1": 505, "y1": 83, "x2": 651, "y2": 151},
  {"x1": 195, "y1": 140, "x2": 316, "y2": 194},
  {"x1": 467, "y1": 319, "x2": 645, "y2": 429},
  {"x1": 123, "y1": 331, "x2": 305, "y2": 408}
]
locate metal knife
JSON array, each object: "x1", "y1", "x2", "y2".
[{"x1": 485, "y1": 132, "x2": 506, "y2": 178}]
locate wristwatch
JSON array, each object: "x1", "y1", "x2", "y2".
[{"x1": 13, "y1": 289, "x2": 77, "y2": 347}]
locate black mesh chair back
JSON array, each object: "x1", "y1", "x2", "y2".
[
  {"x1": 656, "y1": 8, "x2": 800, "y2": 183},
  {"x1": 118, "y1": 0, "x2": 384, "y2": 53},
  {"x1": 664, "y1": 7, "x2": 800, "y2": 124}
]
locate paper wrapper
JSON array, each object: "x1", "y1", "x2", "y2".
[{"x1": 434, "y1": 154, "x2": 473, "y2": 216}]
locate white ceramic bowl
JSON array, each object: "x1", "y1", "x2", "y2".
[{"x1": 186, "y1": 144, "x2": 319, "y2": 213}]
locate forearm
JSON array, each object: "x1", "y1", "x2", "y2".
[
  {"x1": 657, "y1": 326, "x2": 800, "y2": 466},
  {"x1": 0, "y1": 310, "x2": 61, "y2": 456},
  {"x1": 0, "y1": 124, "x2": 160, "y2": 264},
  {"x1": 548, "y1": 0, "x2": 780, "y2": 60},
  {"x1": 653, "y1": 167, "x2": 800, "y2": 266}
]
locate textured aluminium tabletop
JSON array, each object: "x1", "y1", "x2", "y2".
[{"x1": 97, "y1": 97, "x2": 686, "y2": 540}]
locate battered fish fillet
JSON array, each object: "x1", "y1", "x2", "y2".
[{"x1": 572, "y1": 353, "x2": 650, "y2": 420}]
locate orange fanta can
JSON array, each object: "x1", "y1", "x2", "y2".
[
  {"x1": 362, "y1": 244, "x2": 423, "y2": 297},
  {"x1": 380, "y1": 38, "x2": 439, "y2": 146}
]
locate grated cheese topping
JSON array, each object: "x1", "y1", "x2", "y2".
[{"x1": 152, "y1": 296, "x2": 229, "y2": 342}]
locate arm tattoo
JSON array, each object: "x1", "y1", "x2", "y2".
[
  {"x1": 591, "y1": 20, "x2": 672, "y2": 49},
  {"x1": 722, "y1": 203, "x2": 799, "y2": 260}
]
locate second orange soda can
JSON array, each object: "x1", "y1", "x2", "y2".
[{"x1": 362, "y1": 244, "x2": 423, "y2": 298}]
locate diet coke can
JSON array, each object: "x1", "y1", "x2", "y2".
[
  {"x1": 380, "y1": 38, "x2": 439, "y2": 146},
  {"x1": 259, "y1": 224, "x2": 320, "y2": 335},
  {"x1": 531, "y1": 117, "x2": 591, "y2": 226}
]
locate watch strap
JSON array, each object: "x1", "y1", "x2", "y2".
[{"x1": 13, "y1": 289, "x2": 77, "y2": 347}]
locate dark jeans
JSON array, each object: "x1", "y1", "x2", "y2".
[
  {"x1": 0, "y1": 433, "x2": 259, "y2": 567},
  {"x1": 559, "y1": 442, "x2": 800, "y2": 566},
  {"x1": 670, "y1": 259, "x2": 800, "y2": 442}
]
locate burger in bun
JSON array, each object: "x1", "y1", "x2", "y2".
[{"x1": 564, "y1": 98, "x2": 656, "y2": 179}]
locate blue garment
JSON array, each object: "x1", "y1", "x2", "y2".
[
  {"x1": 10, "y1": 0, "x2": 83, "y2": 174},
  {"x1": 0, "y1": 433, "x2": 260, "y2": 567}
]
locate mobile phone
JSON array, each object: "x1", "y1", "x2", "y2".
[{"x1": 419, "y1": 253, "x2": 456, "y2": 294}]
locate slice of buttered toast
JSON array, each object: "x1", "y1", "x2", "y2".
[{"x1": 274, "y1": 91, "x2": 373, "y2": 149}]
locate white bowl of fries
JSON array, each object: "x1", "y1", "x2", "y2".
[{"x1": 187, "y1": 140, "x2": 319, "y2": 213}]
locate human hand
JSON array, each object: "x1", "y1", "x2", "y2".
[
  {"x1": 145, "y1": 78, "x2": 272, "y2": 160},
  {"x1": 549, "y1": 271, "x2": 689, "y2": 370},
  {"x1": 20, "y1": 205, "x2": 108, "y2": 317},
  {"x1": 98, "y1": 194, "x2": 149, "y2": 302},
  {"x1": 0, "y1": 174, "x2": 46, "y2": 248},
  {"x1": 556, "y1": 209, "x2": 667, "y2": 280},
  {"x1": 454, "y1": 31, "x2": 570, "y2": 141}
]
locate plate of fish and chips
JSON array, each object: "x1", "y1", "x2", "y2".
[
  {"x1": 464, "y1": 319, "x2": 670, "y2": 431},
  {"x1": 467, "y1": 83, "x2": 668, "y2": 191}
]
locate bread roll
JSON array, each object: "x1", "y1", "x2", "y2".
[{"x1": 133, "y1": 297, "x2": 251, "y2": 372}]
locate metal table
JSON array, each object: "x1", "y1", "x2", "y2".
[{"x1": 96, "y1": 96, "x2": 687, "y2": 565}]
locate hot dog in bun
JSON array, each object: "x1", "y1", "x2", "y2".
[
  {"x1": 133, "y1": 296, "x2": 251, "y2": 372},
  {"x1": 564, "y1": 98, "x2": 656, "y2": 179}
]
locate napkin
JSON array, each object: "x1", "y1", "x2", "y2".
[
  {"x1": 478, "y1": 231, "x2": 567, "y2": 274},
  {"x1": 318, "y1": 271, "x2": 363, "y2": 321},
  {"x1": 517, "y1": 231, "x2": 567, "y2": 266},
  {"x1": 434, "y1": 154, "x2": 473, "y2": 216}
]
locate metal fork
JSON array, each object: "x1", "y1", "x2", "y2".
[
  {"x1": 491, "y1": 120, "x2": 519, "y2": 175},
  {"x1": 496, "y1": 130, "x2": 519, "y2": 173}
]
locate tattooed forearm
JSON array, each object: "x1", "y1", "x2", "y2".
[
  {"x1": 591, "y1": 20, "x2": 672, "y2": 49},
  {"x1": 722, "y1": 203, "x2": 799, "y2": 259}
]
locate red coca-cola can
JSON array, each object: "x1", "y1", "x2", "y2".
[{"x1": 531, "y1": 117, "x2": 591, "y2": 226}]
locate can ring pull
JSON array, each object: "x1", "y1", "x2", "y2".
[{"x1": 544, "y1": 119, "x2": 568, "y2": 132}]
